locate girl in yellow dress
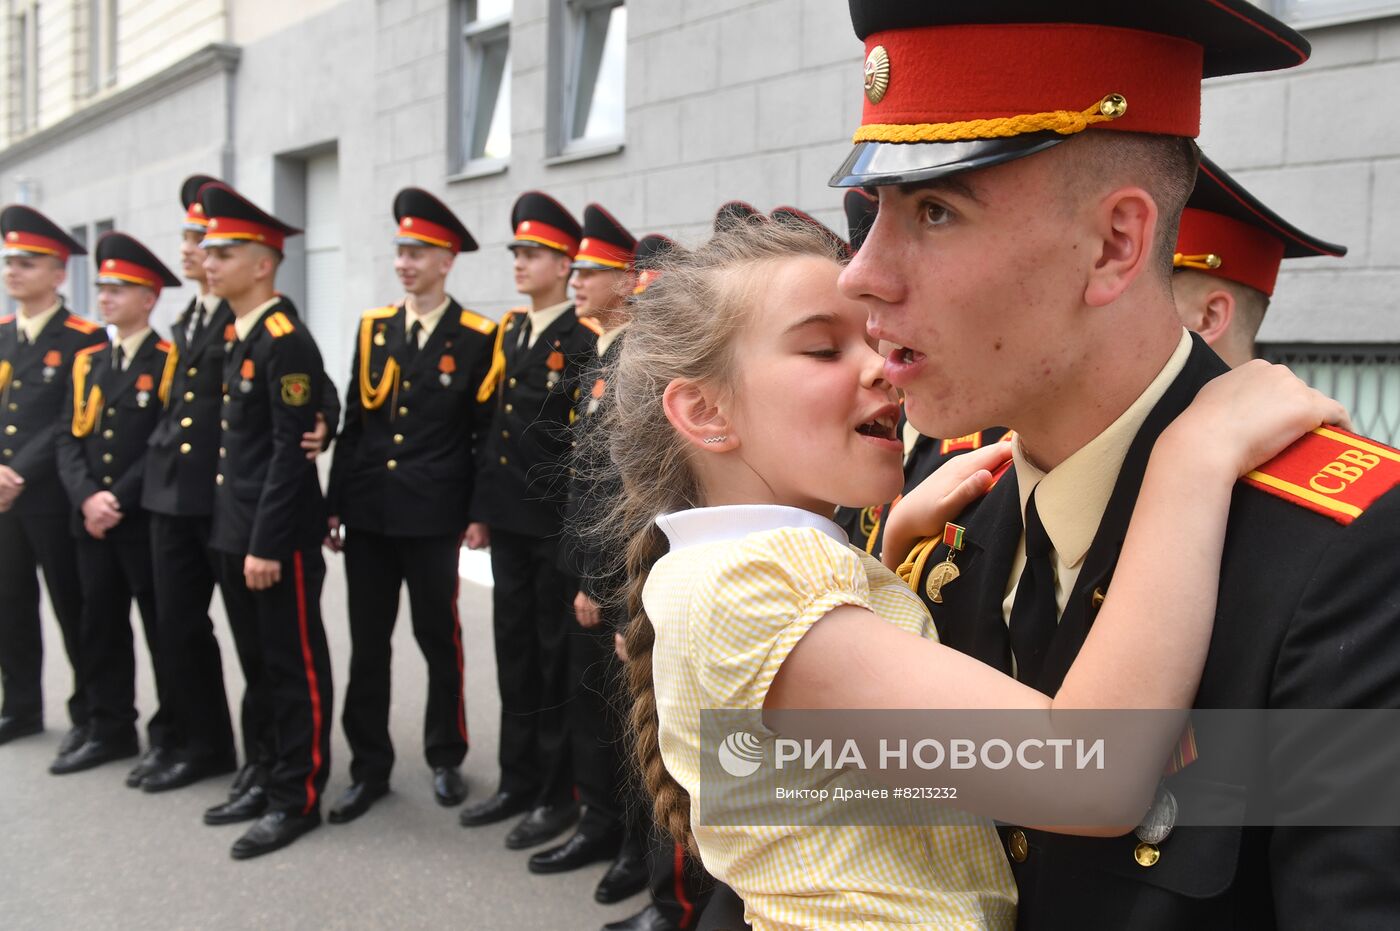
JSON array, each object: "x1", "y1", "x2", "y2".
[{"x1": 594, "y1": 219, "x2": 1345, "y2": 930}]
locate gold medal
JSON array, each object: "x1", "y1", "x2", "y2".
[
  {"x1": 374, "y1": 330, "x2": 386, "y2": 347},
  {"x1": 924, "y1": 522, "x2": 967, "y2": 604}
]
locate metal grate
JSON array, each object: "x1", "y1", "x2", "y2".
[{"x1": 1259, "y1": 344, "x2": 1400, "y2": 446}]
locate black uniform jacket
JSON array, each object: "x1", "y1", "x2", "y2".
[
  {"x1": 327, "y1": 299, "x2": 496, "y2": 537},
  {"x1": 471, "y1": 304, "x2": 597, "y2": 538},
  {"x1": 0, "y1": 306, "x2": 109, "y2": 515},
  {"x1": 208, "y1": 299, "x2": 328, "y2": 561},
  {"x1": 143, "y1": 296, "x2": 339, "y2": 519},
  {"x1": 559, "y1": 333, "x2": 625, "y2": 609},
  {"x1": 56, "y1": 331, "x2": 170, "y2": 537},
  {"x1": 907, "y1": 335, "x2": 1400, "y2": 930}
]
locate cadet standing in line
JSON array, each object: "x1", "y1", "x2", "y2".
[
  {"x1": 459, "y1": 191, "x2": 595, "y2": 851},
  {"x1": 198, "y1": 184, "x2": 334, "y2": 860},
  {"x1": 324, "y1": 188, "x2": 496, "y2": 824},
  {"x1": 0, "y1": 206, "x2": 107, "y2": 753},
  {"x1": 50, "y1": 232, "x2": 180, "y2": 776},
  {"x1": 530, "y1": 204, "x2": 647, "y2": 898},
  {"x1": 1173, "y1": 152, "x2": 1347, "y2": 368}
]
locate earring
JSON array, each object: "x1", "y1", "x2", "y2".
[{"x1": 703, "y1": 435, "x2": 728, "y2": 445}]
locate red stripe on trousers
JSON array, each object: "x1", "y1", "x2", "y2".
[
  {"x1": 452, "y1": 533, "x2": 469, "y2": 744},
  {"x1": 674, "y1": 842, "x2": 696, "y2": 928},
  {"x1": 293, "y1": 551, "x2": 325, "y2": 814}
]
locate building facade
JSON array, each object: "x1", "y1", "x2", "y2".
[{"x1": 3, "y1": 0, "x2": 1398, "y2": 440}]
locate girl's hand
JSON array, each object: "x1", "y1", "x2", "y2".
[
  {"x1": 1161, "y1": 360, "x2": 1351, "y2": 478},
  {"x1": 880, "y1": 441, "x2": 1012, "y2": 571}
]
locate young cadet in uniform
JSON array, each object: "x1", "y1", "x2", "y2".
[
  {"x1": 818, "y1": 3, "x2": 1400, "y2": 929},
  {"x1": 459, "y1": 191, "x2": 594, "y2": 850},
  {"x1": 600, "y1": 234, "x2": 716, "y2": 931},
  {"x1": 199, "y1": 184, "x2": 334, "y2": 860},
  {"x1": 1173, "y1": 152, "x2": 1347, "y2": 368},
  {"x1": 51, "y1": 233, "x2": 179, "y2": 776},
  {"x1": 0, "y1": 206, "x2": 106, "y2": 752},
  {"x1": 530, "y1": 204, "x2": 645, "y2": 894},
  {"x1": 324, "y1": 188, "x2": 495, "y2": 824}
]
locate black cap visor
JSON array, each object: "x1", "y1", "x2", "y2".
[{"x1": 830, "y1": 133, "x2": 1068, "y2": 188}]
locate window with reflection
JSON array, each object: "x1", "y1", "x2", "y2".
[
  {"x1": 554, "y1": 0, "x2": 626, "y2": 155},
  {"x1": 453, "y1": 0, "x2": 513, "y2": 173}
]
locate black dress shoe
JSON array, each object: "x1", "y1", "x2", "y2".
[
  {"x1": 204, "y1": 785, "x2": 269, "y2": 825},
  {"x1": 459, "y1": 789, "x2": 531, "y2": 827},
  {"x1": 601, "y1": 904, "x2": 682, "y2": 931},
  {"x1": 57, "y1": 723, "x2": 91, "y2": 756},
  {"x1": 328, "y1": 781, "x2": 390, "y2": 824},
  {"x1": 125, "y1": 747, "x2": 172, "y2": 788},
  {"x1": 594, "y1": 847, "x2": 650, "y2": 903},
  {"x1": 602, "y1": 904, "x2": 682, "y2": 931},
  {"x1": 0, "y1": 714, "x2": 42, "y2": 746},
  {"x1": 432, "y1": 766, "x2": 467, "y2": 807},
  {"x1": 505, "y1": 802, "x2": 580, "y2": 850},
  {"x1": 49, "y1": 735, "x2": 139, "y2": 775},
  {"x1": 528, "y1": 827, "x2": 623, "y2": 874},
  {"x1": 230, "y1": 809, "x2": 322, "y2": 860},
  {"x1": 142, "y1": 756, "x2": 237, "y2": 793}
]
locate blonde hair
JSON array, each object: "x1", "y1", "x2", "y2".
[{"x1": 585, "y1": 217, "x2": 845, "y2": 850}]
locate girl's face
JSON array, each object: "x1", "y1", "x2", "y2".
[{"x1": 727, "y1": 255, "x2": 905, "y2": 513}]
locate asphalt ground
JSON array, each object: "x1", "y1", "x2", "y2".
[{"x1": 0, "y1": 549, "x2": 641, "y2": 930}]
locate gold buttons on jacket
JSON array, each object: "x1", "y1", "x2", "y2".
[
  {"x1": 508, "y1": 378, "x2": 517, "y2": 388},
  {"x1": 180, "y1": 443, "x2": 192, "y2": 454},
  {"x1": 3, "y1": 425, "x2": 15, "y2": 435},
  {"x1": 393, "y1": 434, "x2": 404, "y2": 445},
  {"x1": 500, "y1": 430, "x2": 509, "y2": 439},
  {"x1": 219, "y1": 447, "x2": 226, "y2": 458},
  {"x1": 106, "y1": 407, "x2": 116, "y2": 417},
  {"x1": 11, "y1": 380, "x2": 21, "y2": 389},
  {"x1": 187, "y1": 367, "x2": 197, "y2": 378},
  {"x1": 7, "y1": 403, "x2": 16, "y2": 411},
  {"x1": 102, "y1": 453, "x2": 113, "y2": 464},
  {"x1": 216, "y1": 474, "x2": 224, "y2": 485},
  {"x1": 102, "y1": 476, "x2": 113, "y2": 486},
  {"x1": 2, "y1": 449, "x2": 11, "y2": 457},
  {"x1": 181, "y1": 417, "x2": 193, "y2": 428},
  {"x1": 184, "y1": 391, "x2": 195, "y2": 402},
  {"x1": 398, "y1": 406, "x2": 408, "y2": 416},
  {"x1": 1008, "y1": 830, "x2": 1029, "y2": 863},
  {"x1": 221, "y1": 420, "x2": 229, "y2": 430},
  {"x1": 1134, "y1": 842, "x2": 1160, "y2": 867},
  {"x1": 386, "y1": 459, "x2": 398, "y2": 470},
  {"x1": 504, "y1": 403, "x2": 513, "y2": 413},
  {"x1": 402, "y1": 380, "x2": 411, "y2": 390},
  {"x1": 103, "y1": 429, "x2": 114, "y2": 440},
  {"x1": 499, "y1": 456, "x2": 508, "y2": 465}
]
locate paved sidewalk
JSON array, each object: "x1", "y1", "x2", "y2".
[{"x1": 0, "y1": 550, "x2": 639, "y2": 930}]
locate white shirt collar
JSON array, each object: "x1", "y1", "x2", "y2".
[
  {"x1": 405, "y1": 295, "x2": 452, "y2": 343},
  {"x1": 656, "y1": 504, "x2": 849, "y2": 552},
  {"x1": 18, "y1": 300, "x2": 63, "y2": 343},
  {"x1": 115, "y1": 328, "x2": 152, "y2": 363},
  {"x1": 200, "y1": 292, "x2": 222, "y2": 315},
  {"x1": 233, "y1": 296, "x2": 282, "y2": 342},
  {"x1": 596, "y1": 322, "x2": 629, "y2": 359},
  {"x1": 526, "y1": 299, "x2": 574, "y2": 348}
]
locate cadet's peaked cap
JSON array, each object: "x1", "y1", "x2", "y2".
[
  {"x1": 632, "y1": 233, "x2": 680, "y2": 295},
  {"x1": 573, "y1": 204, "x2": 637, "y2": 271},
  {"x1": 180, "y1": 174, "x2": 222, "y2": 232},
  {"x1": 844, "y1": 189, "x2": 879, "y2": 252},
  {"x1": 771, "y1": 206, "x2": 853, "y2": 260},
  {"x1": 95, "y1": 231, "x2": 182, "y2": 292},
  {"x1": 1174, "y1": 153, "x2": 1346, "y2": 297},
  {"x1": 509, "y1": 191, "x2": 581, "y2": 257},
  {"x1": 713, "y1": 200, "x2": 765, "y2": 234},
  {"x1": 831, "y1": 0, "x2": 1310, "y2": 188},
  {"x1": 199, "y1": 184, "x2": 302, "y2": 253},
  {"x1": 2, "y1": 205, "x2": 87, "y2": 261},
  {"x1": 394, "y1": 187, "x2": 478, "y2": 253}
]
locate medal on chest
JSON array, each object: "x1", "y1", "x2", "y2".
[
  {"x1": 239, "y1": 358, "x2": 255, "y2": 394},
  {"x1": 224, "y1": 323, "x2": 236, "y2": 351},
  {"x1": 373, "y1": 322, "x2": 387, "y2": 347},
  {"x1": 586, "y1": 377, "x2": 605, "y2": 415},
  {"x1": 42, "y1": 349, "x2": 61, "y2": 382},
  {"x1": 546, "y1": 345, "x2": 564, "y2": 390},
  {"x1": 925, "y1": 522, "x2": 967, "y2": 604},
  {"x1": 135, "y1": 373, "x2": 154, "y2": 408},
  {"x1": 438, "y1": 353, "x2": 456, "y2": 387}
]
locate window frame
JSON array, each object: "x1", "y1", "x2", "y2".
[
  {"x1": 546, "y1": 0, "x2": 626, "y2": 162},
  {"x1": 449, "y1": 0, "x2": 512, "y2": 180},
  {"x1": 1258, "y1": 342, "x2": 1400, "y2": 445},
  {"x1": 1257, "y1": 0, "x2": 1400, "y2": 30}
]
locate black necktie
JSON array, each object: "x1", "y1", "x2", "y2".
[
  {"x1": 188, "y1": 305, "x2": 206, "y2": 344},
  {"x1": 516, "y1": 315, "x2": 532, "y2": 351},
  {"x1": 403, "y1": 320, "x2": 422, "y2": 363},
  {"x1": 113, "y1": 345, "x2": 126, "y2": 372},
  {"x1": 1008, "y1": 488, "x2": 1059, "y2": 687}
]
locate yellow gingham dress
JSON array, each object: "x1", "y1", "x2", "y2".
[{"x1": 646, "y1": 506, "x2": 1017, "y2": 931}]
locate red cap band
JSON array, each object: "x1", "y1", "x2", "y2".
[
  {"x1": 1176, "y1": 207, "x2": 1286, "y2": 296},
  {"x1": 204, "y1": 216, "x2": 286, "y2": 252},
  {"x1": 184, "y1": 202, "x2": 210, "y2": 229},
  {"x1": 514, "y1": 220, "x2": 579, "y2": 257},
  {"x1": 4, "y1": 230, "x2": 70, "y2": 262},
  {"x1": 575, "y1": 237, "x2": 633, "y2": 269},
  {"x1": 860, "y1": 23, "x2": 1203, "y2": 140},
  {"x1": 97, "y1": 258, "x2": 163, "y2": 292},
  {"x1": 398, "y1": 216, "x2": 462, "y2": 252}
]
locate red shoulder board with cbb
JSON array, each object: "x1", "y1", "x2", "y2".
[{"x1": 1243, "y1": 426, "x2": 1400, "y2": 525}]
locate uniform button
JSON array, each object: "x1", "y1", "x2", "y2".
[
  {"x1": 402, "y1": 380, "x2": 411, "y2": 390},
  {"x1": 102, "y1": 453, "x2": 113, "y2": 464},
  {"x1": 106, "y1": 407, "x2": 116, "y2": 417},
  {"x1": 223, "y1": 394, "x2": 230, "y2": 403},
  {"x1": 504, "y1": 403, "x2": 513, "y2": 413},
  {"x1": 1008, "y1": 830, "x2": 1028, "y2": 863},
  {"x1": 102, "y1": 476, "x2": 113, "y2": 486},
  {"x1": 6, "y1": 403, "x2": 15, "y2": 411},
  {"x1": 1134, "y1": 843, "x2": 1160, "y2": 868},
  {"x1": 184, "y1": 391, "x2": 195, "y2": 402},
  {"x1": 221, "y1": 420, "x2": 229, "y2": 430},
  {"x1": 216, "y1": 474, "x2": 224, "y2": 485},
  {"x1": 219, "y1": 447, "x2": 226, "y2": 458},
  {"x1": 4, "y1": 425, "x2": 15, "y2": 435},
  {"x1": 180, "y1": 417, "x2": 193, "y2": 428},
  {"x1": 499, "y1": 456, "x2": 508, "y2": 465},
  {"x1": 103, "y1": 429, "x2": 114, "y2": 440},
  {"x1": 508, "y1": 378, "x2": 517, "y2": 388},
  {"x1": 501, "y1": 430, "x2": 509, "y2": 439},
  {"x1": 398, "y1": 406, "x2": 408, "y2": 416},
  {"x1": 11, "y1": 379, "x2": 21, "y2": 388},
  {"x1": 386, "y1": 459, "x2": 398, "y2": 470},
  {"x1": 187, "y1": 367, "x2": 197, "y2": 377},
  {"x1": 393, "y1": 434, "x2": 404, "y2": 445},
  {"x1": 180, "y1": 443, "x2": 193, "y2": 455},
  {"x1": 2, "y1": 449, "x2": 11, "y2": 457}
]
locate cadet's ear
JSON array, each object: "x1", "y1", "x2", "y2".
[
  {"x1": 1083, "y1": 185, "x2": 1157, "y2": 308},
  {"x1": 1194, "y1": 287, "x2": 1236, "y2": 349},
  {"x1": 663, "y1": 377, "x2": 736, "y2": 452}
]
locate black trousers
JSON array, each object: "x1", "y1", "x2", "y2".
[
  {"x1": 149, "y1": 513, "x2": 237, "y2": 766},
  {"x1": 217, "y1": 549, "x2": 332, "y2": 814},
  {"x1": 696, "y1": 883, "x2": 746, "y2": 931},
  {"x1": 570, "y1": 615, "x2": 631, "y2": 836},
  {"x1": 74, "y1": 528, "x2": 170, "y2": 745},
  {"x1": 0, "y1": 510, "x2": 86, "y2": 727},
  {"x1": 488, "y1": 527, "x2": 574, "y2": 806},
  {"x1": 649, "y1": 828, "x2": 716, "y2": 930},
  {"x1": 342, "y1": 529, "x2": 469, "y2": 784}
]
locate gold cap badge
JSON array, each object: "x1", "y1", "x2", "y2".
[{"x1": 864, "y1": 45, "x2": 890, "y2": 104}]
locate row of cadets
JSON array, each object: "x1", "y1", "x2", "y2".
[
  {"x1": 0, "y1": 207, "x2": 109, "y2": 753},
  {"x1": 50, "y1": 234, "x2": 179, "y2": 776},
  {"x1": 323, "y1": 187, "x2": 496, "y2": 823},
  {"x1": 458, "y1": 192, "x2": 598, "y2": 849},
  {"x1": 195, "y1": 183, "x2": 337, "y2": 859}
]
